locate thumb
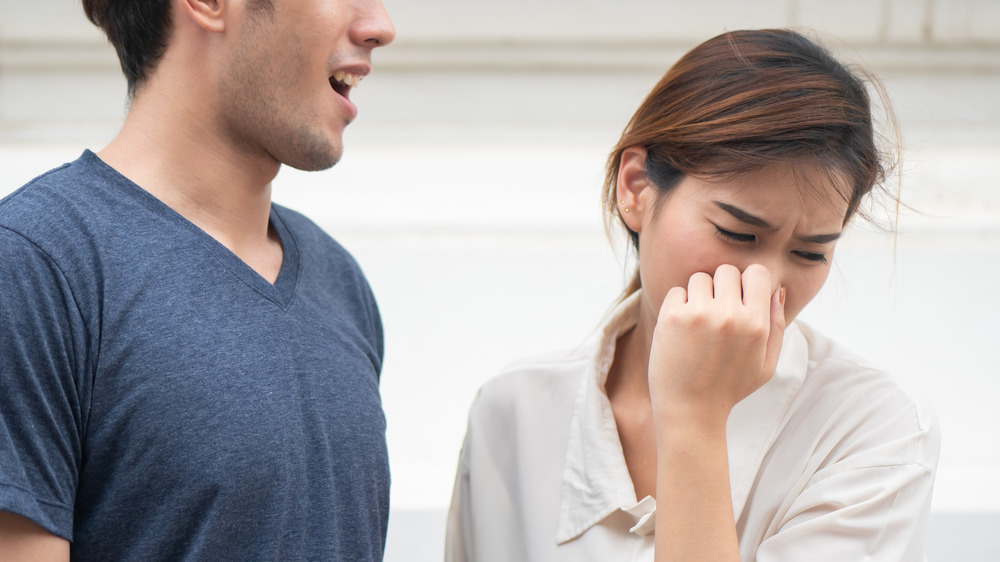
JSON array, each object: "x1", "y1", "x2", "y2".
[{"x1": 763, "y1": 287, "x2": 786, "y2": 378}]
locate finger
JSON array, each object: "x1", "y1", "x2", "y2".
[
  {"x1": 763, "y1": 286, "x2": 787, "y2": 377},
  {"x1": 713, "y1": 264, "x2": 742, "y2": 306},
  {"x1": 657, "y1": 286, "x2": 689, "y2": 326},
  {"x1": 740, "y1": 263, "x2": 772, "y2": 315},
  {"x1": 662, "y1": 285, "x2": 688, "y2": 311},
  {"x1": 686, "y1": 271, "x2": 714, "y2": 302}
]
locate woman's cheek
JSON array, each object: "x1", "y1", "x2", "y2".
[{"x1": 786, "y1": 272, "x2": 831, "y2": 323}]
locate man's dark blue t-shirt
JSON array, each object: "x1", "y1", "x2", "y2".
[{"x1": 0, "y1": 151, "x2": 389, "y2": 560}]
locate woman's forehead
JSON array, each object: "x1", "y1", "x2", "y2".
[{"x1": 685, "y1": 164, "x2": 853, "y2": 222}]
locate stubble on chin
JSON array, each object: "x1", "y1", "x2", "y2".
[
  {"x1": 220, "y1": 88, "x2": 345, "y2": 172},
  {"x1": 275, "y1": 124, "x2": 344, "y2": 172},
  {"x1": 219, "y1": 37, "x2": 344, "y2": 172}
]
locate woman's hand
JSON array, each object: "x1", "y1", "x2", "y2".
[
  {"x1": 650, "y1": 264, "x2": 786, "y2": 562},
  {"x1": 648, "y1": 263, "x2": 786, "y2": 431}
]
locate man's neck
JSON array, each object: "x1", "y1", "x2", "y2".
[{"x1": 98, "y1": 87, "x2": 285, "y2": 283}]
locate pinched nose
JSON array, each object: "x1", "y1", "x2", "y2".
[
  {"x1": 732, "y1": 262, "x2": 784, "y2": 302},
  {"x1": 744, "y1": 262, "x2": 779, "y2": 288}
]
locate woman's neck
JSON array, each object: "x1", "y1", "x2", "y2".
[
  {"x1": 606, "y1": 299, "x2": 657, "y2": 399},
  {"x1": 605, "y1": 309, "x2": 660, "y2": 500}
]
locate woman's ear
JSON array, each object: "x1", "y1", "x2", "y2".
[{"x1": 616, "y1": 146, "x2": 650, "y2": 233}]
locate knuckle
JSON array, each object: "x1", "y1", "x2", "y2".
[
  {"x1": 715, "y1": 311, "x2": 738, "y2": 333},
  {"x1": 745, "y1": 317, "x2": 769, "y2": 340}
]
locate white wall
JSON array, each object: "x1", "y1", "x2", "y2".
[{"x1": 2, "y1": 0, "x2": 998, "y2": 559}]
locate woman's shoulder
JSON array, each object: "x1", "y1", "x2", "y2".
[
  {"x1": 790, "y1": 321, "x2": 939, "y2": 469},
  {"x1": 797, "y1": 322, "x2": 929, "y2": 406},
  {"x1": 457, "y1": 346, "x2": 593, "y2": 487},
  {"x1": 468, "y1": 345, "x2": 594, "y2": 423}
]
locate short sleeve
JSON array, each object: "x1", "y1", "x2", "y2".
[
  {"x1": 0, "y1": 227, "x2": 88, "y2": 540},
  {"x1": 363, "y1": 282, "x2": 384, "y2": 378}
]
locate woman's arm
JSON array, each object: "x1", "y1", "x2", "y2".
[
  {"x1": 0, "y1": 511, "x2": 69, "y2": 562},
  {"x1": 650, "y1": 264, "x2": 785, "y2": 562}
]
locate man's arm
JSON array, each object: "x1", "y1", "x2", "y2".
[
  {"x1": 0, "y1": 230, "x2": 81, "y2": 561},
  {"x1": 0, "y1": 511, "x2": 69, "y2": 562}
]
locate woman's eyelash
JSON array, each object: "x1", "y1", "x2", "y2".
[
  {"x1": 714, "y1": 226, "x2": 755, "y2": 243},
  {"x1": 794, "y1": 251, "x2": 829, "y2": 264},
  {"x1": 715, "y1": 225, "x2": 830, "y2": 264}
]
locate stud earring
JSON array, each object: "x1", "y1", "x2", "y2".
[{"x1": 620, "y1": 200, "x2": 630, "y2": 214}]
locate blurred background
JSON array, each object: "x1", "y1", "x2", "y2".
[{"x1": 1, "y1": 0, "x2": 998, "y2": 559}]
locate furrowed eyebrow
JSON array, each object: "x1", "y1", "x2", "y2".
[
  {"x1": 713, "y1": 201, "x2": 841, "y2": 244},
  {"x1": 797, "y1": 232, "x2": 841, "y2": 244},
  {"x1": 714, "y1": 201, "x2": 772, "y2": 229}
]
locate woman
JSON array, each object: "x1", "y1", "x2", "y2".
[{"x1": 445, "y1": 29, "x2": 939, "y2": 561}]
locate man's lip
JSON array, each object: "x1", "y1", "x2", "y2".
[
  {"x1": 335, "y1": 90, "x2": 358, "y2": 121},
  {"x1": 329, "y1": 64, "x2": 371, "y2": 84},
  {"x1": 328, "y1": 64, "x2": 370, "y2": 121}
]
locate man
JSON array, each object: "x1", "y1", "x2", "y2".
[{"x1": 0, "y1": 0, "x2": 394, "y2": 559}]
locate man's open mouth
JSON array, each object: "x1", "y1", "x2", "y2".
[{"x1": 330, "y1": 71, "x2": 362, "y2": 99}]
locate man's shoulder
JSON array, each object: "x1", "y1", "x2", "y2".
[
  {"x1": 272, "y1": 204, "x2": 347, "y2": 254},
  {"x1": 272, "y1": 203, "x2": 370, "y2": 281},
  {"x1": 0, "y1": 151, "x2": 115, "y2": 236}
]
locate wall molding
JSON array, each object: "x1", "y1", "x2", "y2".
[{"x1": 3, "y1": 38, "x2": 1000, "y2": 73}]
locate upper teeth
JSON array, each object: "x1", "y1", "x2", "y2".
[{"x1": 332, "y1": 71, "x2": 361, "y2": 89}]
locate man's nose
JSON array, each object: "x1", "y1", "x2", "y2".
[{"x1": 352, "y1": 0, "x2": 396, "y2": 48}]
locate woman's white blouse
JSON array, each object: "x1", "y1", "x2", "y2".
[{"x1": 445, "y1": 292, "x2": 939, "y2": 562}]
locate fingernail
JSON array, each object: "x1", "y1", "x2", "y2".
[{"x1": 778, "y1": 287, "x2": 786, "y2": 306}]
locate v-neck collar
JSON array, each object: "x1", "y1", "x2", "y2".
[
  {"x1": 556, "y1": 291, "x2": 809, "y2": 544},
  {"x1": 85, "y1": 150, "x2": 300, "y2": 309},
  {"x1": 247, "y1": 207, "x2": 299, "y2": 308}
]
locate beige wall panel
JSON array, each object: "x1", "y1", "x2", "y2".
[{"x1": 931, "y1": 0, "x2": 1000, "y2": 43}]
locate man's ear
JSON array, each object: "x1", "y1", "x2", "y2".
[
  {"x1": 616, "y1": 146, "x2": 651, "y2": 233},
  {"x1": 177, "y1": 0, "x2": 227, "y2": 33}
]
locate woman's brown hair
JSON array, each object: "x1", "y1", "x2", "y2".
[{"x1": 603, "y1": 29, "x2": 897, "y2": 298}]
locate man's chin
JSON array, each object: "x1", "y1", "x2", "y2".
[{"x1": 281, "y1": 144, "x2": 343, "y2": 172}]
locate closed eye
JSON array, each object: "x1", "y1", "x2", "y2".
[
  {"x1": 714, "y1": 225, "x2": 755, "y2": 244},
  {"x1": 793, "y1": 250, "x2": 828, "y2": 264}
]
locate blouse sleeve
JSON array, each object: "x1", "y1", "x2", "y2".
[
  {"x1": 755, "y1": 402, "x2": 939, "y2": 562},
  {"x1": 445, "y1": 432, "x2": 474, "y2": 562}
]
